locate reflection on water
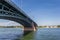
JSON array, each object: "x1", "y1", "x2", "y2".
[
  {"x1": 24, "y1": 28, "x2": 60, "y2": 40},
  {"x1": 22, "y1": 32, "x2": 34, "y2": 40},
  {"x1": 0, "y1": 28, "x2": 23, "y2": 40}
]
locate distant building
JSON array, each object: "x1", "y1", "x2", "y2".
[
  {"x1": 46, "y1": 25, "x2": 57, "y2": 28},
  {"x1": 39, "y1": 25, "x2": 59, "y2": 28}
]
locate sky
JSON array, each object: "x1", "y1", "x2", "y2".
[
  {"x1": 0, "y1": 0, "x2": 60, "y2": 26},
  {"x1": 0, "y1": 19, "x2": 21, "y2": 26}
]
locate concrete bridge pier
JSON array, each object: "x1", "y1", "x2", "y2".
[
  {"x1": 24, "y1": 26, "x2": 37, "y2": 36},
  {"x1": 24, "y1": 22, "x2": 37, "y2": 35}
]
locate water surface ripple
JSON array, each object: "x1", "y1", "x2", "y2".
[{"x1": 0, "y1": 28, "x2": 23, "y2": 40}]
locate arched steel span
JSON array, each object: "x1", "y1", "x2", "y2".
[{"x1": 0, "y1": 0, "x2": 38, "y2": 31}]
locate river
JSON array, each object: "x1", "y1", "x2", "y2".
[
  {"x1": 23, "y1": 28, "x2": 60, "y2": 40},
  {"x1": 0, "y1": 28, "x2": 23, "y2": 40},
  {"x1": 34, "y1": 28, "x2": 60, "y2": 40},
  {"x1": 0, "y1": 28, "x2": 60, "y2": 40}
]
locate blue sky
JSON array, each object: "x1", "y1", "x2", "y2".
[
  {"x1": 11, "y1": 0, "x2": 60, "y2": 26},
  {"x1": 0, "y1": 0, "x2": 60, "y2": 26}
]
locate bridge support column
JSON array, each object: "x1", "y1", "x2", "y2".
[
  {"x1": 24, "y1": 27, "x2": 36, "y2": 31},
  {"x1": 24, "y1": 26, "x2": 37, "y2": 35},
  {"x1": 24, "y1": 22, "x2": 37, "y2": 35}
]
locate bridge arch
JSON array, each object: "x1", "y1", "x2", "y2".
[
  {"x1": 0, "y1": 0, "x2": 37, "y2": 35},
  {"x1": 0, "y1": 3, "x2": 32, "y2": 28}
]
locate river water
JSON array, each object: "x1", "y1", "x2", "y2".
[
  {"x1": 0, "y1": 28, "x2": 23, "y2": 40},
  {"x1": 0, "y1": 28, "x2": 60, "y2": 40},
  {"x1": 34, "y1": 28, "x2": 60, "y2": 40}
]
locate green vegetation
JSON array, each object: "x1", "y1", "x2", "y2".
[
  {"x1": 57, "y1": 25, "x2": 60, "y2": 28},
  {"x1": 38, "y1": 26, "x2": 47, "y2": 28},
  {"x1": 0, "y1": 26, "x2": 24, "y2": 28}
]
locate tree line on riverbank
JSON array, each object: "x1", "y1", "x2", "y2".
[
  {"x1": 38, "y1": 25, "x2": 60, "y2": 28},
  {"x1": 0, "y1": 26, "x2": 24, "y2": 28}
]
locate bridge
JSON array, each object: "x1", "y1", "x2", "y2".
[{"x1": 0, "y1": 0, "x2": 37, "y2": 35}]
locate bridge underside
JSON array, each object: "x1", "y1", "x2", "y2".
[
  {"x1": 0, "y1": 16, "x2": 37, "y2": 30},
  {"x1": 0, "y1": 16, "x2": 31, "y2": 27}
]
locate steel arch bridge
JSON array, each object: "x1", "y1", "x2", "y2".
[{"x1": 0, "y1": 0, "x2": 37, "y2": 35}]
